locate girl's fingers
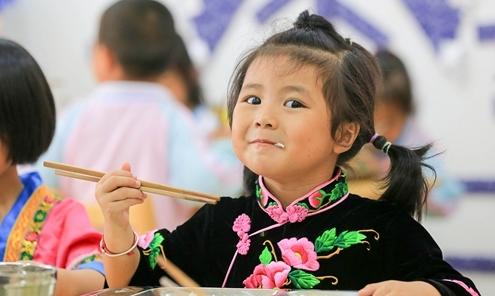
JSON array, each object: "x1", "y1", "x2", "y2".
[
  {"x1": 120, "y1": 161, "x2": 131, "y2": 172},
  {"x1": 98, "y1": 168, "x2": 135, "y2": 185},
  {"x1": 96, "y1": 175, "x2": 141, "y2": 199}
]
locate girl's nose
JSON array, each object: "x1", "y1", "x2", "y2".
[{"x1": 254, "y1": 108, "x2": 277, "y2": 129}]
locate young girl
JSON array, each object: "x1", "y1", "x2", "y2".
[
  {"x1": 95, "y1": 11, "x2": 479, "y2": 296},
  {"x1": 0, "y1": 39, "x2": 105, "y2": 295}
]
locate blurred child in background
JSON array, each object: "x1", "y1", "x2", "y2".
[
  {"x1": 347, "y1": 49, "x2": 466, "y2": 216},
  {"x1": 35, "y1": 0, "x2": 243, "y2": 233}
]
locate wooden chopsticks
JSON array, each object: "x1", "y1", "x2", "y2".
[{"x1": 43, "y1": 161, "x2": 219, "y2": 205}]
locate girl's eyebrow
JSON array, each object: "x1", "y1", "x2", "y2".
[
  {"x1": 281, "y1": 85, "x2": 310, "y2": 96},
  {"x1": 241, "y1": 83, "x2": 262, "y2": 91}
]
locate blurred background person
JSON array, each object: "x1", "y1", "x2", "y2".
[
  {"x1": 347, "y1": 49, "x2": 466, "y2": 217},
  {"x1": 35, "y1": 0, "x2": 243, "y2": 234}
]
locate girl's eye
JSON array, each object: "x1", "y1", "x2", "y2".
[
  {"x1": 284, "y1": 100, "x2": 303, "y2": 108},
  {"x1": 246, "y1": 96, "x2": 261, "y2": 105}
]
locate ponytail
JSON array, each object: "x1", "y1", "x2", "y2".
[{"x1": 370, "y1": 134, "x2": 436, "y2": 221}]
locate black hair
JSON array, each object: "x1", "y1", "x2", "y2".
[
  {"x1": 173, "y1": 37, "x2": 204, "y2": 109},
  {"x1": 99, "y1": 0, "x2": 203, "y2": 107},
  {"x1": 226, "y1": 10, "x2": 434, "y2": 221},
  {"x1": 0, "y1": 38, "x2": 56, "y2": 164},
  {"x1": 99, "y1": 0, "x2": 182, "y2": 79},
  {"x1": 375, "y1": 49, "x2": 414, "y2": 114}
]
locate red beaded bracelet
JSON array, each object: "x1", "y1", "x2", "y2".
[{"x1": 100, "y1": 231, "x2": 139, "y2": 257}]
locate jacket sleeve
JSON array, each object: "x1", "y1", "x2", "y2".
[{"x1": 34, "y1": 198, "x2": 103, "y2": 271}]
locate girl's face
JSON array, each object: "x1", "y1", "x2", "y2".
[{"x1": 231, "y1": 55, "x2": 342, "y2": 186}]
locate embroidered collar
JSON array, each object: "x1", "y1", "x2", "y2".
[{"x1": 256, "y1": 168, "x2": 349, "y2": 223}]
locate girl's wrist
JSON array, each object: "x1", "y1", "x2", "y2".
[
  {"x1": 100, "y1": 230, "x2": 139, "y2": 257},
  {"x1": 102, "y1": 225, "x2": 136, "y2": 254}
]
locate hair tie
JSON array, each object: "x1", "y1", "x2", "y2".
[
  {"x1": 381, "y1": 141, "x2": 392, "y2": 154},
  {"x1": 370, "y1": 134, "x2": 392, "y2": 155},
  {"x1": 369, "y1": 133, "x2": 379, "y2": 144}
]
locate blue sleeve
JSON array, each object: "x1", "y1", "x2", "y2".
[{"x1": 75, "y1": 260, "x2": 105, "y2": 276}]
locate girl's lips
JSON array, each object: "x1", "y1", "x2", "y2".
[
  {"x1": 250, "y1": 139, "x2": 284, "y2": 148},
  {"x1": 250, "y1": 139, "x2": 276, "y2": 145}
]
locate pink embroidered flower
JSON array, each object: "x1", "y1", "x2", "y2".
[
  {"x1": 138, "y1": 230, "x2": 157, "y2": 249},
  {"x1": 233, "y1": 214, "x2": 251, "y2": 233},
  {"x1": 266, "y1": 205, "x2": 307, "y2": 223},
  {"x1": 236, "y1": 232, "x2": 251, "y2": 255},
  {"x1": 308, "y1": 191, "x2": 324, "y2": 208},
  {"x1": 285, "y1": 205, "x2": 308, "y2": 223},
  {"x1": 266, "y1": 206, "x2": 288, "y2": 223},
  {"x1": 278, "y1": 238, "x2": 319, "y2": 271},
  {"x1": 243, "y1": 261, "x2": 291, "y2": 289},
  {"x1": 25, "y1": 232, "x2": 38, "y2": 242},
  {"x1": 44, "y1": 195, "x2": 58, "y2": 203}
]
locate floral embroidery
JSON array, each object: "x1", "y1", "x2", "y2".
[
  {"x1": 236, "y1": 232, "x2": 251, "y2": 255},
  {"x1": 266, "y1": 204, "x2": 308, "y2": 223},
  {"x1": 278, "y1": 238, "x2": 319, "y2": 271},
  {"x1": 256, "y1": 184, "x2": 268, "y2": 206},
  {"x1": 141, "y1": 231, "x2": 165, "y2": 269},
  {"x1": 243, "y1": 261, "x2": 291, "y2": 289},
  {"x1": 256, "y1": 170, "x2": 349, "y2": 224},
  {"x1": 233, "y1": 214, "x2": 252, "y2": 255},
  {"x1": 138, "y1": 230, "x2": 157, "y2": 249},
  {"x1": 233, "y1": 214, "x2": 251, "y2": 233},
  {"x1": 73, "y1": 254, "x2": 103, "y2": 269},
  {"x1": 25, "y1": 232, "x2": 38, "y2": 242},
  {"x1": 19, "y1": 194, "x2": 61, "y2": 261},
  {"x1": 243, "y1": 227, "x2": 379, "y2": 289}
]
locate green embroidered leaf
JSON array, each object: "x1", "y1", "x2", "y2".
[
  {"x1": 334, "y1": 231, "x2": 366, "y2": 248},
  {"x1": 149, "y1": 249, "x2": 160, "y2": 269},
  {"x1": 149, "y1": 233, "x2": 164, "y2": 250},
  {"x1": 330, "y1": 183, "x2": 348, "y2": 201},
  {"x1": 315, "y1": 228, "x2": 337, "y2": 253},
  {"x1": 256, "y1": 185, "x2": 262, "y2": 200},
  {"x1": 296, "y1": 202, "x2": 309, "y2": 209},
  {"x1": 288, "y1": 270, "x2": 320, "y2": 289},
  {"x1": 259, "y1": 246, "x2": 272, "y2": 265},
  {"x1": 268, "y1": 201, "x2": 278, "y2": 207}
]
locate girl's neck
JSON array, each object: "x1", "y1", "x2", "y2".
[{"x1": 0, "y1": 165, "x2": 23, "y2": 222}]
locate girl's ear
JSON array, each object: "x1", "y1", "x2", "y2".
[{"x1": 333, "y1": 122, "x2": 360, "y2": 154}]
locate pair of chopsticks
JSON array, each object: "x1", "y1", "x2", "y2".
[{"x1": 43, "y1": 161, "x2": 219, "y2": 205}]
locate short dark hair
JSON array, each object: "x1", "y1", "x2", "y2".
[
  {"x1": 0, "y1": 39, "x2": 56, "y2": 164},
  {"x1": 98, "y1": 0, "x2": 183, "y2": 79},
  {"x1": 375, "y1": 49, "x2": 414, "y2": 114}
]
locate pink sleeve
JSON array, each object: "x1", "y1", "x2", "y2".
[{"x1": 33, "y1": 198, "x2": 102, "y2": 269}]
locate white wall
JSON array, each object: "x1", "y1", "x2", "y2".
[{"x1": 1, "y1": 0, "x2": 494, "y2": 292}]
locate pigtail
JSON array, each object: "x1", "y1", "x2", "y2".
[{"x1": 371, "y1": 135, "x2": 436, "y2": 221}]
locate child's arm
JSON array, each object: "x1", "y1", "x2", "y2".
[
  {"x1": 358, "y1": 280, "x2": 441, "y2": 296},
  {"x1": 54, "y1": 268, "x2": 105, "y2": 296},
  {"x1": 95, "y1": 162, "x2": 147, "y2": 287}
]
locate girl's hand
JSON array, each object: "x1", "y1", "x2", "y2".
[
  {"x1": 95, "y1": 162, "x2": 147, "y2": 231},
  {"x1": 358, "y1": 280, "x2": 441, "y2": 296}
]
